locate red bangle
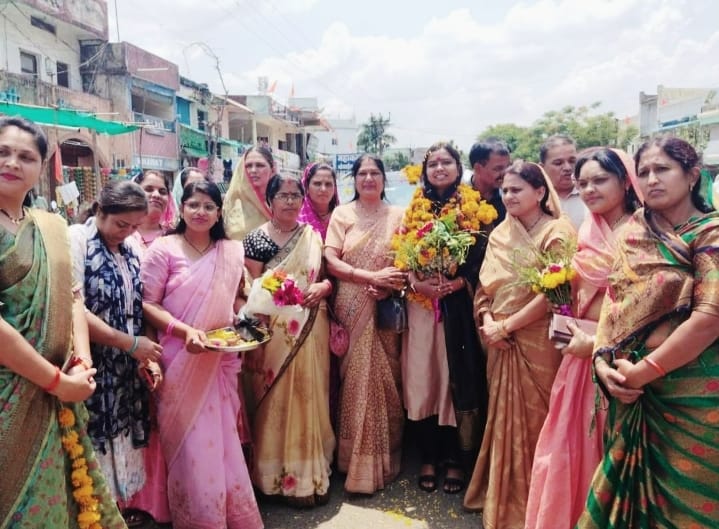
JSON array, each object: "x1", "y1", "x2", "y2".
[
  {"x1": 43, "y1": 366, "x2": 61, "y2": 393},
  {"x1": 644, "y1": 356, "x2": 666, "y2": 377},
  {"x1": 68, "y1": 355, "x2": 91, "y2": 370}
]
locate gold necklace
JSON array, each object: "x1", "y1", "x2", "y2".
[
  {"x1": 524, "y1": 212, "x2": 544, "y2": 233},
  {"x1": 609, "y1": 213, "x2": 627, "y2": 231},
  {"x1": 270, "y1": 219, "x2": 299, "y2": 233},
  {"x1": 182, "y1": 234, "x2": 212, "y2": 255},
  {"x1": 0, "y1": 208, "x2": 25, "y2": 225},
  {"x1": 357, "y1": 200, "x2": 381, "y2": 215}
]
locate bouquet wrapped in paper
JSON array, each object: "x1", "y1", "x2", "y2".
[{"x1": 244, "y1": 268, "x2": 305, "y2": 318}]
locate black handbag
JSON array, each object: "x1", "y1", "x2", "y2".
[{"x1": 376, "y1": 292, "x2": 408, "y2": 333}]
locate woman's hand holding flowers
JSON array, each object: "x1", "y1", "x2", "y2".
[{"x1": 302, "y1": 282, "x2": 331, "y2": 307}]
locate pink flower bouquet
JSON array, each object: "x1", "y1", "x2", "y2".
[{"x1": 244, "y1": 269, "x2": 305, "y2": 318}]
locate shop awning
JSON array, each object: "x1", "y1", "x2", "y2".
[
  {"x1": 0, "y1": 102, "x2": 139, "y2": 135},
  {"x1": 178, "y1": 123, "x2": 208, "y2": 157}
]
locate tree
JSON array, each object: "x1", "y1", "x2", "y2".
[
  {"x1": 383, "y1": 151, "x2": 410, "y2": 171},
  {"x1": 357, "y1": 113, "x2": 396, "y2": 155},
  {"x1": 477, "y1": 103, "x2": 639, "y2": 161}
]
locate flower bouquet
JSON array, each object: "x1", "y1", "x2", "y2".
[
  {"x1": 392, "y1": 184, "x2": 498, "y2": 309},
  {"x1": 244, "y1": 269, "x2": 305, "y2": 318},
  {"x1": 513, "y1": 240, "x2": 577, "y2": 315}
]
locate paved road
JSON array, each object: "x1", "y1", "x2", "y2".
[{"x1": 139, "y1": 431, "x2": 485, "y2": 529}]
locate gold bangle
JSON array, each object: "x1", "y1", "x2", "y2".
[{"x1": 499, "y1": 320, "x2": 510, "y2": 339}]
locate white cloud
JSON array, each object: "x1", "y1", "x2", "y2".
[{"x1": 110, "y1": 0, "x2": 719, "y2": 151}]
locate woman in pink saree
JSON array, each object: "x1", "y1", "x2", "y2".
[
  {"x1": 141, "y1": 181, "x2": 262, "y2": 529},
  {"x1": 524, "y1": 148, "x2": 643, "y2": 529}
]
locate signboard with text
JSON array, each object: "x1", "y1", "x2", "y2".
[{"x1": 335, "y1": 153, "x2": 361, "y2": 174}]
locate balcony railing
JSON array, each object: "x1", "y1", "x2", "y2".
[{"x1": 133, "y1": 111, "x2": 176, "y2": 132}]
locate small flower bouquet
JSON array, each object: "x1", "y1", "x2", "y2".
[
  {"x1": 513, "y1": 240, "x2": 577, "y2": 315},
  {"x1": 244, "y1": 269, "x2": 305, "y2": 318}
]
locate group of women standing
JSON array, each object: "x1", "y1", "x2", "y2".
[{"x1": 2, "y1": 111, "x2": 718, "y2": 529}]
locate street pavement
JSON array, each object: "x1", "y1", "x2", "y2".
[{"x1": 139, "y1": 427, "x2": 485, "y2": 529}]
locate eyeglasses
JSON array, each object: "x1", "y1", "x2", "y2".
[
  {"x1": 184, "y1": 202, "x2": 218, "y2": 213},
  {"x1": 274, "y1": 192, "x2": 303, "y2": 203}
]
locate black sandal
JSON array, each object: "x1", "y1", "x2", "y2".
[
  {"x1": 442, "y1": 462, "x2": 466, "y2": 494},
  {"x1": 122, "y1": 508, "x2": 151, "y2": 528},
  {"x1": 418, "y1": 463, "x2": 437, "y2": 493}
]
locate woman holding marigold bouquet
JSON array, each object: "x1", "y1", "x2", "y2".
[
  {"x1": 463, "y1": 161, "x2": 575, "y2": 529},
  {"x1": 141, "y1": 180, "x2": 262, "y2": 529},
  {"x1": 576, "y1": 136, "x2": 719, "y2": 529},
  {"x1": 525, "y1": 148, "x2": 643, "y2": 529},
  {"x1": 241, "y1": 173, "x2": 335, "y2": 508},
  {"x1": 392, "y1": 141, "x2": 497, "y2": 494},
  {"x1": 0, "y1": 116, "x2": 125, "y2": 529},
  {"x1": 325, "y1": 154, "x2": 407, "y2": 494}
]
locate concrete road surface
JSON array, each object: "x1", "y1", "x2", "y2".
[{"x1": 139, "y1": 427, "x2": 485, "y2": 529}]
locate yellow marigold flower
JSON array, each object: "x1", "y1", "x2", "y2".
[
  {"x1": 72, "y1": 457, "x2": 87, "y2": 469},
  {"x1": 72, "y1": 484, "x2": 95, "y2": 503},
  {"x1": 77, "y1": 510, "x2": 101, "y2": 528},
  {"x1": 69, "y1": 443, "x2": 85, "y2": 459},
  {"x1": 567, "y1": 269, "x2": 577, "y2": 280},
  {"x1": 58, "y1": 407, "x2": 75, "y2": 428}
]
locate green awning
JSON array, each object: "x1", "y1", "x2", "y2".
[
  {"x1": 181, "y1": 146, "x2": 208, "y2": 158},
  {"x1": 0, "y1": 102, "x2": 139, "y2": 135},
  {"x1": 178, "y1": 124, "x2": 208, "y2": 157}
]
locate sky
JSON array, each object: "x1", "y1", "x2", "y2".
[{"x1": 109, "y1": 0, "x2": 719, "y2": 152}]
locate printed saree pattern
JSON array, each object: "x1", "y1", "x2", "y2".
[
  {"x1": 0, "y1": 211, "x2": 125, "y2": 529},
  {"x1": 577, "y1": 210, "x2": 719, "y2": 529}
]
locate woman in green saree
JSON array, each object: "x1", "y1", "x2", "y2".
[
  {"x1": 0, "y1": 116, "x2": 126, "y2": 529},
  {"x1": 580, "y1": 136, "x2": 719, "y2": 529}
]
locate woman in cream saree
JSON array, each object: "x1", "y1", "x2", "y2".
[
  {"x1": 464, "y1": 162, "x2": 575, "y2": 529},
  {"x1": 243, "y1": 215, "x2": 335, "y2": 507}
]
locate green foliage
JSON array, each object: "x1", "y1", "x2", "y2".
[
  {"x1": 383, "y1": 151, "x2": 410, "y2": 171},
  {"x1": 357, "y1": 113, "x2": 396, "y2": 155},
  {"x1": 478, "y1": 103, "x2": 639, "y2": 161}
]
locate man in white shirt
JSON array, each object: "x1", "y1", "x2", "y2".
[{"x1": 539, "y1": 135, "x2": 587, "y2": 229}]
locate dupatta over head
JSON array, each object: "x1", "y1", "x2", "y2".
[
  {"x1": 223, "y1": 157, "x2": 272, "y2": 241},
  {"x1": 572, "y1": 148, "x2": 643, "y2": 317}
]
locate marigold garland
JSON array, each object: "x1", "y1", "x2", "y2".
[
  {"x1": 392, "y1": 184, "x2": 498, "y2": 308},
  {"x1": 58, "y1": 406, "x2": 103, "y2": 529}
]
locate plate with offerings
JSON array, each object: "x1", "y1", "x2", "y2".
[{"x1": 205, "y1": 321, "x2": 271, "y2": 352}]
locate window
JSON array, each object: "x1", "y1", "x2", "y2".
[
  {"x1": 30, "y1": 16, "x2": 56, "y2": 35},
  {"x1": 56, "y1": 62, "x2": 69, "y2": 87},
  {"x1": 20, "y1": 51, "x2": 38, "y2": 75},
  {"x1": 331, "y1": 138, "x2": 338, "y2": 146},
  {"x1": 197, "y1": 110, "x2": 207, "y2": 131}
]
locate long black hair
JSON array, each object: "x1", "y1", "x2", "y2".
[{"x1": 171, "y1": 180, "x2": 228, "y2": 240}]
